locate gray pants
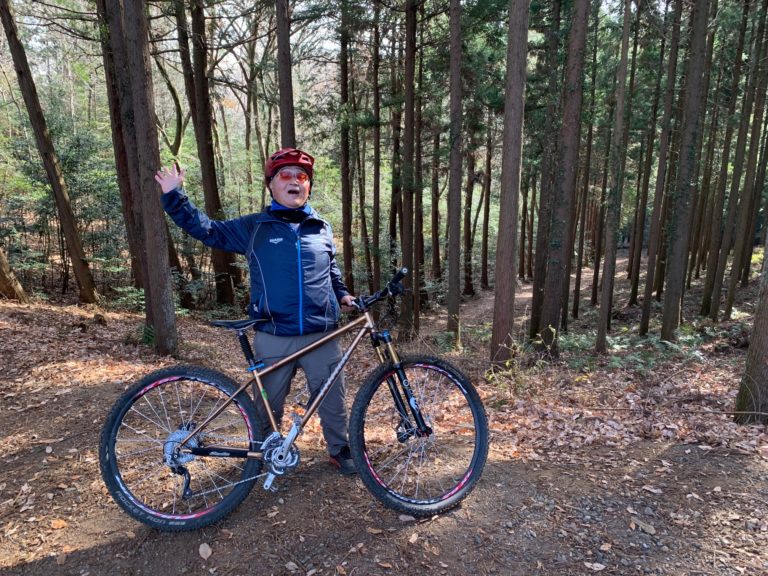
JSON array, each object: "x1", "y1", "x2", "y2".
[{"x1": 253, "y1": 330, "x2": 348, "y2": 455}]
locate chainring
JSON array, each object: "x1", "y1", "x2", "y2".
[{"x1": 261, "y1": 433, "x2": 300, "y2": 476}]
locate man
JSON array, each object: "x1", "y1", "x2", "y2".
[{"x1": 155, "y1": 148, "x2": 357, "y2": 474}]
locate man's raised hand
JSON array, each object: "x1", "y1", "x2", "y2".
[{"x1": 155, "y1": 165, "x2": 185, "y2": 194}]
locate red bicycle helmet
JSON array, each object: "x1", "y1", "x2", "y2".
[{"x1": 265, "y1": 148, "x2": 315, "y2": 181}]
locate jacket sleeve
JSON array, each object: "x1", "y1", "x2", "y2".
[
  {"x1": 328, "y1": 230, "x2": 351, "y2": 301},
  {"x1": 161, "y1": 188, "x2": 250, "y2": 254}
]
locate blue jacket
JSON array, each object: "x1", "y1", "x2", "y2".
[{"x1": 161, "y1": 188, "x2": 350, "y2": 336}]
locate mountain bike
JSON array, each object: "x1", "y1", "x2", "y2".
[{"x1": 99, "y1": 269, "x2": 489, "y2": 531}]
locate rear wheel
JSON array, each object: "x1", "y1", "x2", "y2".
[
  {"x1": 349, "y1": 356, "x2": 488, "y2": 516},
  {"x1": 99, "y1": 366, "x2": 262, "y2": 531}
]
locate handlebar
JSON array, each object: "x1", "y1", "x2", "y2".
[{"x1": 353, "y1": 268, "x2": 408, "y2": 311}]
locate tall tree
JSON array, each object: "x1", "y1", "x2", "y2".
[
  {"x1": 399, "y1": 0, "x2": 417, "y2": 336},
  {"x1": 519, "y1": 177, "x2": 529, "y2": 280},
  {"x1": 446, "y1": 0, "x2": 462, "y2": 341},
  {"x1": 708, "y1": 0, "x2": 765, "y2": 321},
  {"x1": 527, "y1": 176, "x2": 535, "y2": 280},
  {"x1": 724, "y1": 4, "x2": 768, "y2": 317},
  {"x1": 660, "y1": 0, "x2": 710, "y2": 340},
  {"x1": 0, "y1": 0, "x2": 98, "y2": 304},
  {"x1": 700, "y1": 0, "x2": 751, "y2": 316},
  {"x1": 372, "y1": 1, "x2": 382, "y2": 291},
  {"x1": 639, "y1": 0, "x2": 683, "y2": 335},
  {"x1": 175, "y1": 0, "x2": 239, "y2": 304},
  {"x1": 529, "y1": 0, "x2": 562, "y2": 340},
  {"x1": 462, "y1": 148, "x2": 477, "y2": 296},
  {"x1": 596, "y1": 0, "x2": 632, "y2": 353},
  {"x1": 339, "y1": 0, "x2": 354, "y2": 294},
  {"x1": 590, "y1": 115, "x2": 611, "y2": 307},
  {"x1": 628, "y1": 0, "x2": 669, "y2": 306},
  {"x1": 481, "y1": 120, "x2": 493, "y2": 290},
  {"x1": 96, "y1": 0, "x2": 143, "y2": 289},
  {"x1": 414, "y1": 1, "x2": 427, "y2": 327},
  {"x1": 430, "y1": 127, "x2": 442, "y2": 280},
  {"x1": 741, "y1": 116, "x2": 768, "y2": 285},
  {"x1": 275, "y1": 0, "x2": 296, "y2": 146},
  {"x1": 389, "y1": 30, "x2": 403, "y2": 274},
  {"x1": 572, "y1": 155, "x2": 591, "y2": 317},
  {"x1": 734, "y1": 232, "x2": 768, "y2": 423},
  {"x1": 122, "y1": 0, "x2": 178, "y2": 354},
  {"x1": 490, "y1": 0, "x2": 529, "y2": 364},
  {"x1": 539, "y1": 0, "x2": 590, "y2": 353},
  {"x1": 684, "y1": 0, "x2": 720, "y2": 291}
]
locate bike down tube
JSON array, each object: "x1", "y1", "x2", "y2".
[
  {"x1": 177, "y1": 313, "x2": 373, "y2": 451},
  {"x1": 299, "y1": 317, "x2": 373, "y2": 428}
]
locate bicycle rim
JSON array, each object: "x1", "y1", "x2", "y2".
[
  {"x1": 357, "y1": 360, "x2": 487, "y2": 509},
  {"x1": 107, "y1": 373, "x2": 258, "y2": 523}
]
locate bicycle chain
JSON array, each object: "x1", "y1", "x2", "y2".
[{"x1": 184, "y1": 471, "x2": 267, "y2": 500}]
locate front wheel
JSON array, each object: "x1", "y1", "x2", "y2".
[
  {"x1": 349, "y1": 356, "x2": 489, "y2": 516},
  {"x1": 99, "y1": 365, "x2": 262, "y2": 531}
]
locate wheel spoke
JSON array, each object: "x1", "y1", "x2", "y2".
[
  {"x1": 354, "y1": 359, "x2": 487, "y2": 512},
  {"x1": 102, "y1": 370, "x2": 261, "y2": 529},
  {"x1": 141, "y1": 393, "x2": 172, "y2": 433},
  {"x1": 126, "y1": 404, "x2": 170, "y2": 435}
]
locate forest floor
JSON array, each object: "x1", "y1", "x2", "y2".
[{"x1": 1, "y1": 251, "x2": 767, "y2": 576}]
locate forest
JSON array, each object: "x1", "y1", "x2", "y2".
[{"x1": 1, "y1": 0, "x2": 768, "y2": 574}]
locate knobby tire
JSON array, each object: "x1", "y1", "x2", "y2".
[
  {"x1": 349, "y1": 355, "x2": 489, "y2": 516},
  {"x1": 99, "y1": 366, "x2": 262, "y2": 531}
]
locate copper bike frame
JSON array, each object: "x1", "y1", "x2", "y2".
[{"x1": 179, "y1": 311, "x2": 380, "y2": 456}]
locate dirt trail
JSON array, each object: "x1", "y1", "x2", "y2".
[{"x1": 1, "y1": 252, "x2": 767, "y2": 575}]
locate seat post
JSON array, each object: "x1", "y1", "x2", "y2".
[{"x1": 237, "y1": 330, "x2": 258, "y2": 369}]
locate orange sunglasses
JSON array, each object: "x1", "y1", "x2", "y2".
[{"x1": 275, "y1": 169, "x2": 310, "y2": 183}]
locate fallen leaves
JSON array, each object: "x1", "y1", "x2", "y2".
[
  {"x1": 50, "y1": 518, "x2": 67, "y2": 530},
  {"x1": 630, "y1": 519, "x2": 657, "y2": 535},
  {"x1": 199, "y1": 542, "x2": 212, "y2": 560},
  {"x1": 487, "y1": 339, "x2": 768, "y2": 463}
]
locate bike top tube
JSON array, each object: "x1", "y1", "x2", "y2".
[
  {"x1": 178, "y1": 312, "x2": 376, "y2": 449},
  {"x1": 253, "y1": 313, "x2": 373, "y2": 381}
]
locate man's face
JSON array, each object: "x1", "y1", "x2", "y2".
[{"x1": 270, "y1": 166, "x2": 311, "y2": 209}]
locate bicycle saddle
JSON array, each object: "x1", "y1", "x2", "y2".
[{"x1": 210, "y1": 318, "x2": 267, "y2": 331}]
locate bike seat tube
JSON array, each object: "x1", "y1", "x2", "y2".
[{"x1": 250, "y1": 373, "x2": 280, "y2": 432}]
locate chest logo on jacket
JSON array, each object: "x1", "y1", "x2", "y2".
[{"x1": 269, "y1": 237, "x2": 284, "y2": 244}]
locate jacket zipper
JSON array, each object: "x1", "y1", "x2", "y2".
[
  {"x1": 271, "y1": 214, "x2": 310, "y2": 335},
  {"x1": 295, "y1": 223, "x2": 304, "y2": 335}
]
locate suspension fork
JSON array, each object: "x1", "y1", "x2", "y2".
[{"x1": 372, "y1": 330, "x2": 432, "y2": 437}]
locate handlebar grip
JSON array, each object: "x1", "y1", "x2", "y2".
[{"x1": 391, "y1": 267, "x2": 408, "y2": 284}]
